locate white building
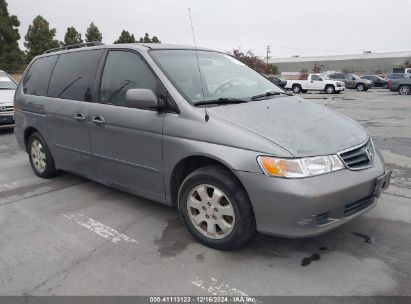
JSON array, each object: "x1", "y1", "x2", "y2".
[{"x1": 268, "y1": 51, "x2": 411, "y2": 76}]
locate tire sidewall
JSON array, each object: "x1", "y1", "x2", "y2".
[
  {"x1": 326, "y1": 85, "x2": 335, "y2": 94},
  {"x1": 357, "y1": 83, "x2": 365, "y2": 91},
  {"x1": 178, "y1": 167, "x2": 255, "y2": 250}
]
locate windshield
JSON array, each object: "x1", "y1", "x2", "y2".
[
  {"x1": 150, "y1": 50, "x2": 283, "y2": 104},
  {"x1": 0, "y1": 73, "x2": 17, "y2": 90}
]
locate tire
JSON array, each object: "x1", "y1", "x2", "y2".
[
  {"x1": 325, "y1": 85, "x2": 335, "y2": 94},
  {"x1": 356, "y1": 83, "x2": 365, "y2": 91},
  {"x1": 28, "y1": 132, "x2": 58, "y2": 178},
  {"x1": 178, "y1": 165, "x2": 255, "y2": 250},
  {"x1": 399, "y1": 85, "x2": 411, "y2": 95},
  {"x1": 292, "y1": 85, "x2": 302, "y2": 94}
]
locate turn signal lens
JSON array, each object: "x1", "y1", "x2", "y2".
[{"x1": 258, "y1": 157, "x2": 305, "y2": 178}]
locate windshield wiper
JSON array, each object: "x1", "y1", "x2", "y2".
[
  {"x1": 194, "y1": 98, "x2": 249, "y2": 106},
  {"x1": 251, "y1": 91, "x2": 293, "y2": 100}
]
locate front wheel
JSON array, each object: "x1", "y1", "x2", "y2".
[
  {"x1": 399, "y1": 85, "x2": 411, "y2": 95},
  {"x1": 325, "y1": 85, "x2": 335, "y2": 94},
  {"x1": 178, "y1": 165, "x2": 255, "y2": 250},
  {"x1": 356, "y1": 83, "x2": 365, "y2": 91}
]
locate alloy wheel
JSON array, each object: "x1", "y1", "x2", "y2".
[
  {"x1": 31, "y1": 139, "x2": 46, "y2": 173},
  {"x1": 187, "y1": 184, "x2": 235, "y2": 239},
  {"x1": 399, "y1": 85, "x2": 410, "y2": 95}
]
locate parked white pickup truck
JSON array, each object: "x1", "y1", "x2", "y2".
[{"x1": 285, "y1": 74, "x2": 345, "y2": 94}]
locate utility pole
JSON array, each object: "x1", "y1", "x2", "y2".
[{"x1": 266, "y1": 45, "x2": 271, "y2": 63}]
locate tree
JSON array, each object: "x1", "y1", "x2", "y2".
[
  {"x1": 230, "y1": 48, "x2": 278, "y2": 74},
  {"x1": 138, "y1": 33, "x2": 161, "y2": 43},
  {"x1": 85, "y1": 22, "x2": 102, "y2": 42},
  {"x1": 24, "y1": 15, "x2": 59, "y2": 63},
  {"x1": 0, "y1": 0, "x2": 24, "y2": 72},
  {"x1": 114, "y1": 30, "x2": 136, "y2": 44},
  {"x1": 63, "y1": 26, "x2": 82, "y2": 45}
]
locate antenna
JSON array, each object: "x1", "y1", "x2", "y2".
[{"x1": 188, "y1": 8, "x2": 209, "y2": 122}]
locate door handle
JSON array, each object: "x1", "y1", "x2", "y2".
[
  {"x1": 74, "y1": 112, "x2": 86, "y2": 121},
  {"x1": 92, "y1": 115, "x2": 105, "y2": 126}
]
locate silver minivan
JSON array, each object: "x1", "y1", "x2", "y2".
[{"x1": 14, "y1": 43, "x2": 391, "y2": 250}]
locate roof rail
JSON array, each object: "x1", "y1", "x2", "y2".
[{"x1": 44, "y1": 41, "x2": 105, "y2": 54}]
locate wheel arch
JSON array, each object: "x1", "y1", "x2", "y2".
[
  {"x1": 169, "y1": 155, "x2": 251, "y2": 208},
  {"x1": 24, "y1": 126, "x2": 40, "y2": 152}
]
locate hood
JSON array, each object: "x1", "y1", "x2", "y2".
[
  {"x1": 0, "y1": 89, "x2": 15, "y2": 106},
  {"x1": 207, "y1": 96, "x2": 368, "y2": 157}
]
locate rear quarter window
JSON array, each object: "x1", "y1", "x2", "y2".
[
  {"x1": 48, "y1": 50, "x2": 103, "y2": 101},
  {"x1": 23, "y1": 55, "x2": 58, "y2": 96}
]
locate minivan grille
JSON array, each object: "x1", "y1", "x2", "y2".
[
  {"x1": 339, "y1": 140, "x2": 374, "y2": 170},
  {"x1": 344, "y1": 196, "x2": 374, "y2": 217}
]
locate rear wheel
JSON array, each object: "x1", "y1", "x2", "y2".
[
  {"x1": 325, "y1": 85, "x2": 335, "y2": 94},
  {"x1": 292, "y1": 85, "x2": 302, "y2": 94},
  {"x1": 356, "y1": 83, "x2": 365, "y2": 91},
  {"x1": 28, "y1": 132, "x2": 58, "y2": 178},
  {"x1": 399, "y1": 85, "x2": 411, "y2": 95},
  {"x1": 178, "y1": 165, "x2": 255, "y2": 250}
]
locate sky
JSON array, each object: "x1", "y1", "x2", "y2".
[{"x1": 8, "y1": 0, "x2": 411, "y2": 59}]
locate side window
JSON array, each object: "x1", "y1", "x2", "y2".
[
  {"x1": 99, "y1": 51, "x2": 157, "y2": 107},
  {"x1": 23, "y1": 55, "x2": 58, "y2": 96},
  {"x1": 311, "y1": 75, "x2": 320, "y2": 81},
  {"x1": 48, "y1": 50, "x2": 103, "y2": 101}
]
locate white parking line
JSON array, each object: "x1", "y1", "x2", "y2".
[
  {"x1": 0, "y1": 181, "x2": 21, "y2": 191},
  {"x1": 190, "y1": 277, "x2": 249, "y2": 296},
  {"x1": 62, "y1": 213, "x2": 139, "y2": 244}
]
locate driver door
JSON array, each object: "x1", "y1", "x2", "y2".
[
  {"x1": 308, "y1": 75, "x2": 323, "y2": 90},
  {"x1": 89, "y1": 50, "x2": 166, "y2": 200}
]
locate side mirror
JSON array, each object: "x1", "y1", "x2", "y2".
[
  {"x1": 352, "y1": 77, "x2": 356, "y2": 80},
  {"x1": 126, "y1": 89, "x2": 158, "y2": 110},
  {"x1": 318, "y1": 78, "x2": 323, "y2": 81}
]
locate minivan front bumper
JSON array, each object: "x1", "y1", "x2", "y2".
[{"x1": 236, "y1": 155, "x2": 389, "y2": 237}]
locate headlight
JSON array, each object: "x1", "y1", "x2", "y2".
[{"x1": 257, "y1": 155, "x2": 345, "y2": 178}]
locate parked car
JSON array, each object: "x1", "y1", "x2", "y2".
[
  {"x1": 267, "y1": 76, "x2": 287, "y2": 88},
  {"x1": 14, "y1": 43, "x2": 391, "y2": 250},
  {"x1": 388, "y1": 73, "x2": 406, "y2": 80},
  {"x1": 388, "y1": 78, "x2": 411, "y2": 95},
  {"x1": 362, "y1": 75, "x2": 389, "y2": 89},
  {"x1": 0, "y1": 71, "x2": 17, "y2": 129},
  {"x1": 285, "y1": 73, "x2": 345, "y2": 94},
  {"x1": 328, "y1": 73, "x2": 373, "y2": 91}
]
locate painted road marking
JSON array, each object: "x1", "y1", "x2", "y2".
[
  {"x1": 62, "y1": 213, "x2": 139, "y2": 244},
  {"x1": 0, "y1": 181, "x2": 21, "y2": 191},
  {"x1": 191, "y1": 277, "x2": 249, "y2": 297}
]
